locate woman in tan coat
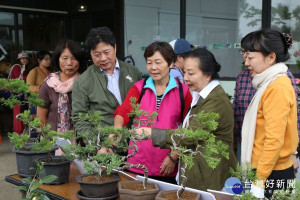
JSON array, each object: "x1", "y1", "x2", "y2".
[{"x1": 26, "y1": 50, "x2": 52, "y2": 93}]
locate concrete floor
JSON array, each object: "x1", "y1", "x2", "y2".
[{"x1": 0, "y1": 132, "x2": 23, "y2": 200}]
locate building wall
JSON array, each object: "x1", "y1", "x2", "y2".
[{"x1": 124, "y1": 0, "x2": 259, "y2": 78}]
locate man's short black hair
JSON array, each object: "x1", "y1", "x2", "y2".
[{"x1": 85, "y1": 27, "x2": 116, "y2": 52}]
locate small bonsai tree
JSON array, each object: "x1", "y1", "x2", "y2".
[
  {"x1": 168, "y1": 110, "x2": 230, "y2": 198},
  {"x1": 63, "y1": 97, "x2": 157, "y2": 188},
  {"x1": 0, "y1": 78, "x2": 63, "y2": 162},
  {"x1": 0, "y1": 78, "x2": 43, "y2": 139}
]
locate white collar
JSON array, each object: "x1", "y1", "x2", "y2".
[
  {"x1": 184, "y1": 80, "x2": 219, "y2": 129},
  {"x1": 199, "y1": 79, "x2": 220, "y2": 99},
  {"x1": 99, "y1": 59, "x2": 120, "y2": 74}
]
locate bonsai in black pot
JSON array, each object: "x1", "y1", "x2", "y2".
[
  {"x1": 63, "y1": 98, "x2": 159, "y2": 199},
  {"x1": 1, "y1": 78, "x2": 71, "y2": 182}
]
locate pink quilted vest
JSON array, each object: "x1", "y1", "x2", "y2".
[{"x1": 127, "y1": 76, "x2": 189, "y2": 176}]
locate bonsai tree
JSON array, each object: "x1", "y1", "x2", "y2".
[
  {"x1": 63, "y1": 97, "x2": 157, "y2": 188},
  {"x1": 0, "y1": 78, "x2": 71, "y2": 179},
  {"x1": 0, "y1": 78, "x2": 44, "y2": 143},
  {"x1": 167, "y1": 110, "x2": 230, "y2": 199},
  {"x1": 0, "y1": 78, "x2": 61, "y2": 155}
]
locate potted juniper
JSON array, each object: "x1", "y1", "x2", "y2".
[
  {"x1": 0, "y1": 78, "x2": 56, "y2": 177},
  {"x1": 63, "y1": 98, "x2": 159, "y2": 199},
  {"x1": 0, "y1": 78, "x2": 71, "y2": 182},
  {"x1": 154, "y1": 111, "x2": 230, "y2": 200},
  {"x1": 10, "y1": 111, "x2": 71, "y2": 183}
]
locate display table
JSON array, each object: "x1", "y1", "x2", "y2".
[{"x1": 5, "y1": 165, "x2": 136, "y2": 200}]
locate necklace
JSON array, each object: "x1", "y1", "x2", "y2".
[{"x1": 38, "y1": 66, "x2": 50, "y2": 78}]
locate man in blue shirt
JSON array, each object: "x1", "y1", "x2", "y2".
[
  {"x1": 169, "y1": 38, "x2": 192, "y2": 83},
  {"x1": 72, "y1": 27, "x2": 142, "y2": 133}
]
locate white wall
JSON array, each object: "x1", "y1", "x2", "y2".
[{"x1": 219, "y1": 80, "x2": 236, "y2": 103}]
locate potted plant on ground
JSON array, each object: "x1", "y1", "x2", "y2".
[
  {"x1": 0, "y1": 78, "x2": 71, "y2": 182},
  {"x1": 63, "y1": 98, "x2": 159, "y2": 199},
  {"x1": 155, "y1": 111, "x2": 230, "y2": 200}
]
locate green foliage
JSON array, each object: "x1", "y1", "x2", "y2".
[
  {"x1": 230, "y1": 163, "x2": 257, "y2": 183},
  {"x1": 197, "y1": 110, "x2": 219, "y2": 131},
  {"x1": 0, "y1": 78, "x2": 44, "y2": 108},
  {"x1": 8, "y1": 132, "x2": 30, "y2": 149},
  {"x1": 234, "y1": 192, "x2": 256, "y2": 200},
  {"x1": 8, "y1": 121, "x2": 60, "y2": 156},
  {"x1": 232, "y1": 165, "x2": 300, "y2": 199},
  {"x1": 173, "y1": 111, "x2": 228, "y2": 170},
  {"x1": 171, "y1": 110, "x2": 231, "y2": 198},
  {"x1": 1, "y1": 77, "x2": 51, "y2": 147},
  {"x1": 27, "y1": 92, "x2": 44, "y2": 108},
  {"x1": 0, "y1": 78, "x2": 64, "y2": 161},
  {"x1": 270, "y1": 180, "x2": 300, "y2": 200},
  {"x1": 129, "y1": 97, "x2": 158, "y2": 128},
  {"x1": 17, "y1": 161, "x2": 57, "y2": 200},
  {"x1": 235, "y1": 180, "x2": 300, "y2": 200},
  {"x1": 64, "y1": 98, "x2": 156, "y2": 178},
  {"x1": 65, "y1": 112, "x2": 133, "y2": 176}
]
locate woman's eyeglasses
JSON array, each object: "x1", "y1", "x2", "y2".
[{"x1": 239, "y1": 49, "x2": 246, "y2": 55}]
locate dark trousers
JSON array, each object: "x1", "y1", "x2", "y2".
[{"x1": 264, "y1": 165, "x2": 294, "y2": 199}]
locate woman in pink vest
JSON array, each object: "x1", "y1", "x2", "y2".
[{"x1": 112, "y1": 41, "x2": 192, "y2": 183}]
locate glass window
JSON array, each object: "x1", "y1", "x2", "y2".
[
  {"x1": 124, "y1": 0, "x2": 261, "y2": 77},
  {"x1": 271, "y1": 0, "x2": 300, "y2": 74},
  {"x1": 0, "y1": 12, "x2": 65, "y2": 70},
  {"x1": 18, "y1": 13, "x2": 23, "y2": 25},
  {"x1": 0, "y1": 12, "x2": 14, "y2": 26},
  {"x1": 18, "y1": 13, "x2": 64, "y2": 51},
  {"x1": 186, "y1": 0, "x2": 261, "y2": 78},
  {"x1": 124, "y1": 0, "x2": 180, "y2": 74},
  {"x1": 0, "y1": 12, "x2": 15, "y2": 63}
]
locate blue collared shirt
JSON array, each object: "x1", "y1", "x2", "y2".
[{"x1": 99, "y1": 60, "x2": 122, "y2": 105}]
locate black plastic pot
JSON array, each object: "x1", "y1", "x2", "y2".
[
  {"x1": 13, "y1": 144, "x2": 58, "y2": 177},
  {"x1": 38, "y1": 156, "x2": 71, "y2": 185},
  {"x1": 76, "y1": 173, "x2": 121, "y2": 198}
]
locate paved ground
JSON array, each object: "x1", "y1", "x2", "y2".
[{"x1": 0, "y1": 132, "x2": 23, "y2": 200}]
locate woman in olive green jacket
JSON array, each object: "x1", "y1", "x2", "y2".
[{"x1": 136, "y1": 48, "x2": 237, "y2": 191}]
